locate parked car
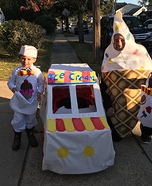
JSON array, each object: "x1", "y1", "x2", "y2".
[
  {"x1": 143, "y1": 19, "x2": 152, "y2": 30},
  {"x1": 74, "y1": 21, "x2": 89, "y2": 35},
  {"x1": 71, "y1": 23, "x2": 77, "y2": 28},
  {"x1": 63, "y1": 23, "x2": 71, "y2": 30},
  {"x1": 69, "y1": 24, "x2": 72, "y2": 29},
  {"x1": 101, "y1": 15, "x2": 152, "y2": 54}
]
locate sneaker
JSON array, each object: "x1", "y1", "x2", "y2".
[{"x1": 140, "y1": 135, "x2": 151, "y2": 144}]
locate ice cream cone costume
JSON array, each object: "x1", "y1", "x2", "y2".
[{"x1": 101, "y1": 11, "x2": 152, "y2": 137}]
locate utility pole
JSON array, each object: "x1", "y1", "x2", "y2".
[{"x1": 92, "y1": 0, "x2": 101, "y2": 64}]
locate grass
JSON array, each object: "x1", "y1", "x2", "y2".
[
  {"x1": 36, "y1": 38, "x2": 53, "y2": 75},
  {"x1": 0, "y1": 52, "x2": 20, "y2": 81},
  {"x1": 0, "y1": 32, "x2": 102, "y2": 81},
  {"x1": 63, "y1": 31, "x2": 75, "y2": 37},
  {"x1": 69, "y1": 41, "x2": 102, "y2": 76},
  {"x1": 0, "y1": 38, "x2": 53, "y2": 81}
]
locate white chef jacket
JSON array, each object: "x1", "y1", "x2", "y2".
[{"x1": 7, "y1": 64, "x2": 44, "y2": 114}]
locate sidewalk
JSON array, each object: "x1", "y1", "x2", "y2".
[{"x1": 0, "y1": 31, "x2": 152, "y2": 186}]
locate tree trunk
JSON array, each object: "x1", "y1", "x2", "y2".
[
  {"x1": 92, "y1": 0, "x2": 101, "y2": 64},
  {"x1": 66, "y1": 16, "x2": 69, "y2": 32}
]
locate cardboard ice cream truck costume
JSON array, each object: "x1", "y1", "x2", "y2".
[{"x1": 40, "y1": 63, "x2": 115, "y2": 174}]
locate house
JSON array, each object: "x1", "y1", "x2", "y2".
[{"x1": 117, "y1": 3, "x2": 147, "y2": 17}]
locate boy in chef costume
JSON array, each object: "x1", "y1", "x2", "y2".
[
  {"x1": 8, "y1": 45, "x2": 44, "y2": 151},
  {"x1": 101, "y1": 11, "x2": 152, "y2": 139}
]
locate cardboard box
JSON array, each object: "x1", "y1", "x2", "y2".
[{"x1": 40, "y1": 63, "x2": 115, "y2": 174}]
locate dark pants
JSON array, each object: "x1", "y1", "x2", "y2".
[
  {"x1": 141, "y1": 124, "x2": 152, "y2": 136},
  {"x1": 106, "y1": 116, "x2": 122, "y2": 142},
  {"x1": 100, "y1": 80, "x2": 122, "y2": 142}
]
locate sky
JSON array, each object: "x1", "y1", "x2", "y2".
[{"x1": 117, "y1": 0, "x2": 139, "y2": 5}]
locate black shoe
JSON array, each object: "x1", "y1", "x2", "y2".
[
  {"x1": 112, "y1": 130, "x2": 123, "y2": 142},
  {"x1": 140, "y1": 124, "x2": 152, "y2": 144},
  {"x1": 12, "y1": 132, "x2": 22, "y2": 151},
  {"x1": 140, "y1": 135, "x2": 151, "y2": 144},
  {"x1": 26, "y1": 127, "x2": 38, "y2": 147}
]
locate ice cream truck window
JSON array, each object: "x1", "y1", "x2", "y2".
[
  {"x1": 53, "y1": 86, "x2": 71, "y2": 114},
  {"x1": 75, "y1": 85, "x2": 97, "y2": 113},
  {"x1": 52, "y1": 85, "x2": 97, "y2": 114}
]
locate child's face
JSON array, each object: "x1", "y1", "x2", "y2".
[{"x1": 20, "y1": 55, "x2": 36, "y2": 68}]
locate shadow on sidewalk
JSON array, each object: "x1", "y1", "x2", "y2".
[{"x1": 0, "y1": 96, "x2": 29, "y2": 186}]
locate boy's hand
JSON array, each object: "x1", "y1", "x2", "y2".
[
  {"x1": 37, "y1": 92, "x2": 41, "y2": 101},
  {"x1": 106, "y1": 107, "x2": 115, "y2": 117},
  {"x1": 12, "y1": 87, "x2": 17, "y2": 93}
]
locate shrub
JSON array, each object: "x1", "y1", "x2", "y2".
[
  {"x1": 0, "y1": 20, "x2": 44, "y2": 57},
  {"x1": 34, "y1": 15, "x2": 57, "y2": 34}
]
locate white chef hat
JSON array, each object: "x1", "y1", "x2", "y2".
[{"x1": 19, "y1": 45, "x2": 38, "y2": 58}]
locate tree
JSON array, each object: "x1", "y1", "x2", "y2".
[
  {"x1": 47, "y1": 0, "x2": 91, "y2": 43},
  {"x1": 100, "y1": 0, "x2": 115, "y2": 16},
  {"x1": 75, "y1": 0, "x2": 89, "y2": 43},
  {"x1": 1, "y1": 0, "x2": 113, "y2": 43},
  {"x1": 0, "y1": 0, "x2": 23, "y2": 20},
  {"x1": 138, "y1": 0, "x2": 151, "y2": 5},
  {"x1": 50, "y1": 0, "x2": 78, "y2": 32},
  {"x1": 55, "y1": 0, "x2": 90, "y2": 43},
  {"x1": 20, "y1": 0, "x2": 55, "y2": 12},
  {"x1": 93, "y1": 0, "x2": 101, "y2": 64},
  {"x1": 0, "y1": 0, "x2": 40, "y2": 21}
]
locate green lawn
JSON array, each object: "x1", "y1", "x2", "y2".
[
  {"x1": 0, "y1": 38, "x2": 53, "y2": 81},
  {"x1": 69, "y1": 41, "x2": 102, "y2": 76}
]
